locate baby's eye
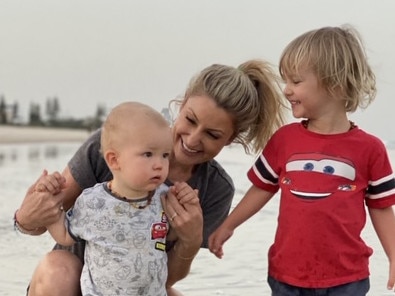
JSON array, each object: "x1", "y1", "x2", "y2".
[{"x1": 143, "y1": 152, "x2": 153, "y2": 157}]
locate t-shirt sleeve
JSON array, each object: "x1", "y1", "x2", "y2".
[
  {"x1": 68, "y1": 129, "x2": 112, "y2": 189},
  {"x1": 365, "y1": 139, "x2": 395, "y2": 208},
  {"x1": 247, "y1": 131, "x2": 281, "y2": 193}
]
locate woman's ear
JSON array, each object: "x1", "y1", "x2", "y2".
[{"x1": 104, "y1": 150, "x2": 120, "y2": 170}]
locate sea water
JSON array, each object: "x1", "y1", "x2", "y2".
[{"x1": 0, "y1": 142, "x2": 393, "y2": 295}]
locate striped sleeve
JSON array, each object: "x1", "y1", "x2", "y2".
[{"x1": 247, "y1": 154, "x2": 279, "y2": 193}]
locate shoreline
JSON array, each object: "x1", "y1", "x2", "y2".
[{"x1": 0, "y1": 126, "x2": 91, "y2": 144}]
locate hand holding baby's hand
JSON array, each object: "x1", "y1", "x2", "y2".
[
  {"x1": 170, "y1": 182, "x2": 199, "y2": 205},
  {"x1": 34, "y1": 170, "x2": 66, "y2": 195}
]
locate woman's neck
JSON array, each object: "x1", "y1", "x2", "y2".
[{"x1": 168, "y1": 160, "x2": 195, "y2": 183}]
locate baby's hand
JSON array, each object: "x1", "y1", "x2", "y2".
[
  {"x1": 170, "y1": 182, "x2": 199, "y2": 205},
  {"x1": 35, "y1": 170, "x2": 66, "y2": 195}
]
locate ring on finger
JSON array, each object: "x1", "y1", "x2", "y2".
[{"x1": 170, "y1": 212, "x2": 178, "y2": 221}]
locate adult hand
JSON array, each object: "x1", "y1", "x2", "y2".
[
  {"x1": 162, "y1": 182, "x2": 203, "y2": 247},
  {"x1": 162, "y1": 183, "x2": 203, "y2": 288},
  {"x1": 17, "y1": 170, "x2": 65, "y2": 231}
]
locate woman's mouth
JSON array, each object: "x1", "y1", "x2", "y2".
[{"x1": 182, "y1": 140, "x2": 199, "y2": 153}]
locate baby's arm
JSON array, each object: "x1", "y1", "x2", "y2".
[
  {"x1": 369, "y1": 206, "x2": 395, "y2": 292},
  {"x1": 46, "y1": 211, "x2": 76, "y2": 246}
]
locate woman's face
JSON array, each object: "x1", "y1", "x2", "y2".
[{"x1": 172, "y1": 95, "x2": 235, "y2": 166}]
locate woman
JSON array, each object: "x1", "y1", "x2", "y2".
[{"x1": 15, "y1": 59, "x2": 286, "y2": 296}]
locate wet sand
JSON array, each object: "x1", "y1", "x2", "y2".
[{"x1": 0, "y1": 126, "x2": 90, "y2": 144}]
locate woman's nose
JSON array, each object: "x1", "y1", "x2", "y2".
[{"x1": 185, "y1": 129, "x2": 201, "y2": 147}]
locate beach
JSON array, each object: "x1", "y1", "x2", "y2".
[
  {"x1": 0, "y1": 125, "x2": 91, "y2": 144},
  {"x1": 0, "y1": 126, "x2": 394, "y2": 295}
]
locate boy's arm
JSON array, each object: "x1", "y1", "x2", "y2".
[
  {"x1": 46, "y1": 211, "x2": 76, "y2": 246},
  {"x1": 208, "y1": 185, "x2": 274, "y2": 258},
  {"x1": 369, "y1": 206, "x2": 395, "y2": 291}
]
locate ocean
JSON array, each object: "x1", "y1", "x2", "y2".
[{"x1": 0, "y1": 141, "x2": 393, "y2": 295}]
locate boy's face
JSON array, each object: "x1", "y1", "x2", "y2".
[{"x1": 282, "y1": 68, "x2": 334, "y2": 120}]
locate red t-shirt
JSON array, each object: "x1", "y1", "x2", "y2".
[{"x1": 248, "y1": 122, "x2": 395, "y2": 288}]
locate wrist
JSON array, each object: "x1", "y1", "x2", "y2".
[
  {"x1": 173, "y1": 238, "x2": 201, "y2": 260},
  {"x1": 13, "y1": 209, "x2": 45, "y2": 235}
]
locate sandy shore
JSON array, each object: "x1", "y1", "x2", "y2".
[{"x1": 0, "y1": 126, "x2": 91, "y2": 144}]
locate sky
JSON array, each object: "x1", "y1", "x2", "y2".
[{"x1": 0, "y1": 0, "x2": 394, "y2": 140}]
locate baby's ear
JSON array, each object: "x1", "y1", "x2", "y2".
[{"x1": 104, "y1": 150, "x2": 119, "y2": 170}]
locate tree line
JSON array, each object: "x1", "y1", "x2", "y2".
[{"x1": 0, "y1": 95, "x2": 105, "y2": 131}]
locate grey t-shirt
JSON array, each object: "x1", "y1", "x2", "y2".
[{"x1": 69, "y1": 129, "x2": 234, "y2": 248}]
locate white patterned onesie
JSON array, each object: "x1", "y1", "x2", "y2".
[{"x1": 66, "y1": 182, "x2": 169, "y2": 296}]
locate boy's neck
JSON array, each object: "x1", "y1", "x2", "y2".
[{"x1": 302, "y1": 119, "x2": 356, "y2": 134}]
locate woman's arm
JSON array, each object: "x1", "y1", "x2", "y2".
[{"x1": 162, "y1": 189, "x2": 203, "y2": 288}]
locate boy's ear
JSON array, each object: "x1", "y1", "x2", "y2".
[{"x1": 104, "y1": 150, "x2": 119, "y2": 170}]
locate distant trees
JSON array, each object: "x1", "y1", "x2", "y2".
[
  {"x1": 29, "y1": 103, "x2": 42, "y2": 126},
  {"x1": 46, "y1": 96, "x2": 60, "y2": 123},
  {"x1": 0, "y1": 94, "x2": 20, "y2": 124},
  {"x1": 0, "y1": 93, "x2": 106, "y2": 130}
]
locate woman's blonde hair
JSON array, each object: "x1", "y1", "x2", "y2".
[
  {"x1": 172, "y1": 59, "x2": 286, "y2": 154},
  {"x1": 279, "y1": 25, "x2": 376, "y2": 112}
]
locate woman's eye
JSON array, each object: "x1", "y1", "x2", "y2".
[
  {"x1": 186, "y1": 116, "x2": 195, "y2": 124},
  {"x1": 207, "y1": 132, "x2": 219, "y2": 140}
]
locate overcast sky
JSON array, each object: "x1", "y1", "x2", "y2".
[{"x1": 0, "y1": 0, "x2": 394, "y2": 140}]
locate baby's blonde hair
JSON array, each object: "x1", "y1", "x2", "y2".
[
  {"x1": 101, "y1": 101, "x2": 169, "y2": 154},
  {"x1": 279, "y1": 25, "x2": 376, "y2": 112}
]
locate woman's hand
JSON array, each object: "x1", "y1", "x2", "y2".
[
  {"x1": 17, "y1": 170, "x2": 66, "y2": 231},
  {"x1": 161, "y1": 182, "x2": 203, "y2": 287},
  {"x1": 163, "y1": 182, "x2": 203, "y2": 246}
]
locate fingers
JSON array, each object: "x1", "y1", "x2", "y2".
[
  {"x1": 35, "y1": 171, "x2": 65, "y2": 194},
  {"x1": 208, "y1": 227, "x2": 233, "y2": 259},
  {"x1": 171, "y1": 182, "x2": 199, "y2": 205},
  {"x1": 28, "y1": 169, "x2": 48, "y2": 194},
  {"x1": 161, "y1": 189, "x2": 203, "y2": 245},
  {"x1": 387, "y1": 268, "x2": 395, "y2": 291}
]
